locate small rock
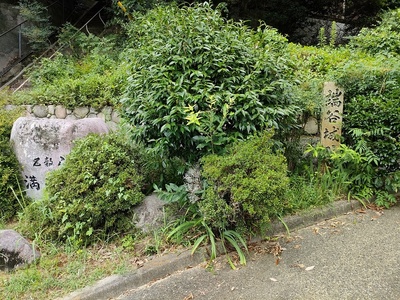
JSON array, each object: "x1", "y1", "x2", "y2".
[
  {"x1": 106, "y1": 121, "x2": 118, "y2": 132},
  {"x1": 133, "y1": 193, "x2": 166, "y2": 233},
  {"x1": 101, "y1": 106, "x2": 113, "y2": 122},
  {"x1": 97, "y1": 112, "x2": 106, "y2": 121},
  {"x1": 73, "y1": 107, "x2": 90, "y2": 119},
  {"x1": 0, "y1": 229, "x2": 40, "y2": 270},
  {"x1": 24, "y1": 105, "x2": 32, "y2": 113},
  {"x1": 65, "y1": 114, "x2": 77, "y2": 120},
  {"x1": 48, "y1": 105, "x2": 55, "y2": 115},
  {"x1": 4, "y1": 104, "x2": 16, "y2": 111},
  {"x1": 55, "y1": 105, "x2": 67, "y2": 119},
  {"x1": 304, "y1": 117, "x2": 319, "y2": 135},
  {"x1": 111, "y1": 110, "x2": 120, "y2": 123},
  {"x1": 32, "y1": 105, "x2": 48, "y2": 118}
]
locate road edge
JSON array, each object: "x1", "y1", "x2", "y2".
[{"x1": 59, "y1": 199, "x2": 361, "y2": 300}]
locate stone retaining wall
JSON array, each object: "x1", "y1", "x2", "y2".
[
  {"x1": 7, "y1": 104, "x2": 120, "y2": 131},
  {"x1": 7, "y1": 104, "x2": 321, "y2": 137}
]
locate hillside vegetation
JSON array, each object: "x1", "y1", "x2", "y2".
[{"x1": 1, "y1": 3, "x2": 400, "y2": 298}]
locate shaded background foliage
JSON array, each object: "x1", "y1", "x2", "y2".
[
  {"x1": 0, "y1": 103, "x2": 25, "y2": 221},
  {"x1": 20, "y1": 0, "x2": 400, "y2": 45}
]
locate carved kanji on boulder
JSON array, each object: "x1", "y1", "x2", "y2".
[{"x1": 10, "y1": 117, "x2": 109, "y2": 200}]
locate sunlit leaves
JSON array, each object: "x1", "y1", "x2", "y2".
[{"x1": 120, "y1": 3, "x2": 299, "y2": 162}]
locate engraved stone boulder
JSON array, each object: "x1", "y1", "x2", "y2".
[
  {"x1": 10, "y1": 117, "x2": 109, "y2": 200},
  {"x1": 0, "y1": 229, "x2": 40, "y2": 270},
  {"x1": 133, "y1": 193, "x2": 166, "y2": 233}
]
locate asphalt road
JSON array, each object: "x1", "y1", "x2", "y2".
[{"x1": 115, "y1": 204, "x2": 400, "y2": 300}]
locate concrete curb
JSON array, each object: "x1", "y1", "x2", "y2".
[
  {"x1": 267, "y1": 199, "x2": 361, "y2": 236},
  {"x1": 59, "y1": 199, "x2": 361, "y2": 300},
  {"x1": 59, "y1": 249, "x2": 208, "y2": 300}
]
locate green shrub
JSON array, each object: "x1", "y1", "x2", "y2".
[
  {"x1": 120, "y1": 3, "x2": 299, "y2": 163},
  {"x1": 288, "y1": 36, "x2": 400, "y2": 207},
  {"x1": 329, "y1": 48, "x2": 400, "y2": 205},
  {"x1": 349, "y1": 8, "x2": 400, "y2": 56},
  {"x1": 304, "y1": 143, "x2": 376, "y2": 196},
  {"x1": 0, "y1": 139, "x2": 25, "y2": 221},
  {"x1": 15, "y1": 29, "x2": 125, "y2": 109},
  {"x1": 344, "y1": 95, "x2": 400, "y2": 172},
  {"x1": 0, "y1": 97, "x2": 25, "y2": 221},
  {"x1": 200, "y1": 131, "x2": 290, "y2": 233},
  {"x1": 334, "y1": 53, "x2": 400, "y2": 99},
  {"x1": 159, "y1": 131, "x2": 287, "y2": 266},
  {"x1": 111, "y1": 0, "x2": 162, "y2": 19},
  {"x1": 29, "y1": 133, "x2": 145, "y2": 246},
  {"x1": 284, "y1": 176, "x2": 333, "y2": 211},
  {"x1": 287, "y1": 44, "x2": 351, "y2": 117}
]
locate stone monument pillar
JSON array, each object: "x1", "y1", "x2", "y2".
[{"x1": 321, "y1": 82, "x2": 344, "y2": 150}]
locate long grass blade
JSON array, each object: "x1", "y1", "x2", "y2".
[
  {"x1": 204, "y1": 223, "x2": 216, "y2": 260},
  {"x1": 224, "y1": 230, "x2": 248, "y2": 251},
  {"x1": 167, "y1": 219, "x2": 200, "y2": 240},
  {"x1": 191, "y1": 234, "x2": 207, "y2": 256},
  {"x1": 224, "y1": 235, "x2": 246, "y2": 265},
  {"x1": 226, "y1": 254, "x2": 237, "y2": 270}
]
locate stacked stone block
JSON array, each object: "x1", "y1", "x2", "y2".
[{"x1": 7, "y1": 105, "x2": 120, "y2": 131}]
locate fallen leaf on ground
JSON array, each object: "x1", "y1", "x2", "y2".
[
  {"x1": 367, "y1": 203, "x2": 384, "y2": 212},
  {"x1": 183, "y1": 293, "x2": 194, "y2": 300},
  {"x1": 275, "y1": 257, "x2": 281, "y2": 265},
  {"x1": 330, "y1": 221, "x2": 345, "y2": 227},
  {"x1": 130, "y1": 257, "x2": 146, "y2": 268},
  {"x1": 261, "y1": 241, "x2": 283, "y2": 257}
]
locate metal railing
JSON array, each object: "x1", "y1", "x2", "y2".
[
  {"x1": 0, "y1": 4, "x2": 105, "y2": 92},
  {"x1": 0, "y1": 20, "x2": 32, "y2": 77}
]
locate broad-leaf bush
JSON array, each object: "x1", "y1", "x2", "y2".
[
  {"x1": 19, "y1": 0, "x2": 54, "y2": 52},
  {"x1": 120, "y1": 3, "x2": 299, "y2": 163},
  {"x1": 333, "y1": 41, "x2": 400, "y2": 203},
  {"x1": 22, "y1": 133, "x2": 146, "y2": 246},
  {"x1": 287, "y1": 44, "x2": 351, "y2": 117}
]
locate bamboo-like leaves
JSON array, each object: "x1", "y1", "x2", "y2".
[{"x1": 120, "y1": 3, "x2": 299, "y2": 163}]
